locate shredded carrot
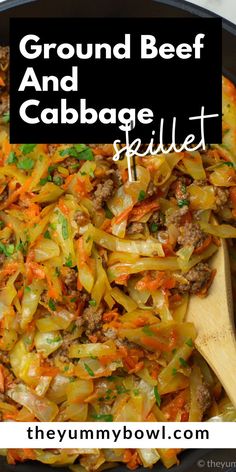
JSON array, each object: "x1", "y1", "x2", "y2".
[
  {"x1": 0, "y1": 177, "x2": 33, "y2": 210},
  {"x1": 75, "y1": 176, "x2": 89, "y2": 196},
  {"x1": 84, "y1": 391, "x2": 99, "y2": 403},
  {"x1": 1, "y1": 261, "x2": 19, "y2": 277},
  {"x1": 58, "y1": 198, "x2": 69, "y2": 215},
  {"x1": 162, "y1": 242, "x2": 175, "y2": 256},
  {"x1": 26, "y1": 261, "x2": 45, "y2": 282},
  {"x1": 88, "y1": 334, "x2": 98, "y2": 343},
  {"x1": 40, "y1": 366, "x2": 59, "y2": 376},
  {"x1": 146, "y1": 412, "x2": 158, "y2": 421},
  {"x1": 162, "y1": 390, "x2": 187, "y2": 421},
  {"x1": 151, "y1": 368, "x2": 160, "y2": 380},
  {"x1": 25, "y1": 202, "x2": 40, "y2": 220},
  {"x1": 0, "y1": 365, "x2": 5, "y2": 393},
  {"x1": 77, "y1": 237, "x2": 88, "y2": 265},
  {"x1": 114, "y1": 273, "x2": 130, "y2": 285},
  {"x1": 62, "y1": 174, "x2": 74, "y2": 190},
  {"x1": 2, "y1": 138, "x2": 11, "y2": 157},
  {"x1": 124, "y1": 450, "x2": 141, "y2": 470},
  {"x1": 136, "y1": 272, "x2": 166, "y2": 292},
  {"x1": 112, "y1": 205, "x2": 133, "y2": 226},
  {"x1": 103, "y1": 309, "x2": 119, "y2": 322},
  {"x1": 140, "y1": 328, "x2": 177, "y2": 352},
  {"x1": 0, "y1": 184, "x2": 6, "y2": 195},
  {"x1": 3, "y1": 412, "x2": 17, "y2": 420},
  {"x1": 100, "y1": 219, "x2": 112, "y2": 232},
  {"x1": 77, "y1": 277, "x2": 83, "y2": 291},
  {"x1": 17, "y1": 288, "x2": 24, "y2": 300},
  {"x1": 129, "y1": 199, "x2": 159, "y2": 222},
  {"x1": 45, "y1": 273, "x2": 60, "y2": 300},
  {"x1": 198, "y1": 268, "x2": 216, "y2": 297},
  {"x1": 121, "y1": 169, "x2": 128, "y2": 183},
  {"x1": 181, "y1": 410, "x2": 189, "y2": 421},
  {"x1": 37, "y1": 144, "x2": 48, "y2": 153},
  {"x1": 194, "y1": 235, "x2": 212, "y2": 255},
  {"x1": 127, "y1": 360, "x2": 144, "y2": 374}
]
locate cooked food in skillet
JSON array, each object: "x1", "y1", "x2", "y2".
[{"x1": 0, "y1": 46, "x2": 236, "y2": 470}]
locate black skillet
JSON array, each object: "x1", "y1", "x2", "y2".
[{"x1": 0, "y1": 0, "x2": 235, "y2": 470}]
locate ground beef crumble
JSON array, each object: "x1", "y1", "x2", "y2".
[
  {"x1": 165, "y1": 206, "x2": 189, "y2": 226},
  {"x1": 126, "y1": 222, "x2": 144, "y2": 235},
  {"x1": 149, "y1": 210, "x2": 165, "y2": 228},
  {"x1": 93, "y1": 179, "x2": 114, "y2": 209},
  {"x1": 169, "y1": 176, "x2": 190, "y2": 201},
  {"x1": 0, "y1": 46, "x2": 9, "y2": 69},
  {"x1": 177, "y1": 222, "x2": 207, "y2": 249},
  {"x1": 0, "y1": 188, "x2": 8, "y2": 203},
  {"x1": 63, "y1": 268, "x2": 77, "y2": 292},
  {"x1": 146, "y1": 180, "x2": 158, "y2": 197},
  {"x1": 60, "y1": 157, "x2": 79, "y2": 174},
  {"x1": 177, "y1": 262, "x2": 212, "y2": 294},
  {"x1": 0, "y1": 93, "x2": 9, "y2": 116},
  {"x1": 0, "y1": 253, "x2": 5, "y2": 268},
  {"x1": 196, "y1": 382, "x2": 211, "y2": 413},
  {"x1": 81, "y1": 305, "x2": 104, "y2": 335},
  {"x1": 48, "y1": 144, "x2": 61, "y2": 155},
  {"x1": 214, "y1": 187, "x2": 229, "y2": 211},
  {"x1": 0, "y1": 46, "x2": 9, "y2": 117}
]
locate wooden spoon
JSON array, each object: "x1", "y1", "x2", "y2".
[{"x1": 186, "y1": 238, "x2": 236, "y2": 408}]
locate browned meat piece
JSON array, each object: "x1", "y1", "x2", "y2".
[
  {"x1": 115, "y1": 338, "x2": 140, "y2": 349},
  {"x1": 92, "y1": 144, "x2": 114, "y2": 156},
  {"x1": 0, "y1": 253, "x2": 5, "y2": 268},
  {"x1": 196, "y1": 382, "x2": 211, "y2": 413},
  {"x1": 175, "y1": 179, "x2": 189, "y2": 202},
  {"x1": 40, "y1": 290, "x2": 48, "y2": 304},
  {"x1": 48, "y1": 144, "x2": 59, "y2": 155},
  {"x1": 214, "y1": 187, "x2": 229, "y2": 211},
  {"x1": 50, "y1": 170, "x2": 65, "y2": 186},
  {"x1": 193, "y1": 179, "x2": 207, "y2": 186},
  {"x1": 0, "y1": 47, "x2": 9, "y2": 118},
  {"x1": 0, "y1": 93, "x2": 9, "y2": 116},
  {"x1": 60, "y1": 157, "x2": 79, "y2": 174},
  {"x1": 177, "y1": 222, "x2": 207, "y2": 249},
  {"x1": 106, "y1": 168, "x2": 123, "y2": 187},
  {"x1": 0, "y1": 188, "x2": 8, "y2": 203},
  {"x1": 82, "y1": 305, "x2": 104, "y2": 335},
  {"x1": 0, "y1": 350, "x2": 9, "y2": 365},
  {"x1": 126, "y1": 222, "x2": 144, "y2": 235},
  {"x1": 93, "y1": 179, "x2": 114, "y2": 209},
  {"x1": 112, "y1": 169, "x2": 122, "y2": 187},
  {"x1": 146, "y1": 180, "x2": 158, "y2": 197},
  {"x1": 169, "y1": 176, "x2": 191, "y2": 198},
  {"x1": 0, "y1": 46, "x2": 9, "y2": 69},
  {"x1": 165, "y1": 206, "x2": 189, "y2": 226},
  {"x1": 103, "y1": 327, "x2": 117, "y2": 340},
  {"x1": 75, "y1": 210, "x2": 90, "y2": 227},
  {"x1": 149, "y1": 210, "x2": 165, "y2": 227},
  {"x1": 63, "y1": 268, "x2": 77, "y2": 292},
  {"x1": 178, "y1": 262, "x2": 212, "y2": 294}
]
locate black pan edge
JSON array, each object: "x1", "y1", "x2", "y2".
[
  {"x1": 157, "y1": 0, "x2": 236, "y2": 35},
  {"x1": 0, "y1": 0, "x2": 37, "y2": 12}
]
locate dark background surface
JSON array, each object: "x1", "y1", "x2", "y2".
[{"x1": 0, "y1": 0, "x2": 236, "y2": 471}]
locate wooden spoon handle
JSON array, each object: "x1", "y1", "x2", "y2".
[{"x1": 195, "y1": 329, "x2": 236, "y2": 408}]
